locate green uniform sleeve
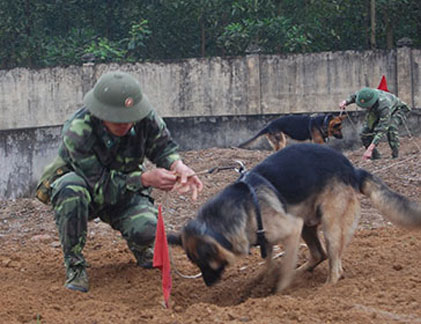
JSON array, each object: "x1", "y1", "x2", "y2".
[
  {"x1": 345, "y1": 92, "x2": 357, "y2": 105},
  {"x1": 60, "y1": 118, "x2": 147, "y2": 205},
  {"x1": 143, "y1": 111, "x2": 181, "y2": 169},
  {"x1": 395, "y1": 98, "x2": 411, "y2": 113},
  {"x1": 59, "y1": 109, "x2": 182, "y2": 205}
]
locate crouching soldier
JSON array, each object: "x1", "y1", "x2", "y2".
[
  {"x1": 36, "y1": 71, "x2": 203, "y2": 292},
  {"x1": 340, "y1": 87, "x2": 411, "y2": 160}
]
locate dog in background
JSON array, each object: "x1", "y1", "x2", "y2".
[
  {"x1": 237, "y1": 114, "x2": 346, "y2": 151},
  {"x1": 169, "y1": 143, "x2": 421, "y2": 293}
]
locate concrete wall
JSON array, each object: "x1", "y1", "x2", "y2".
[
  {"x1": 1, "y1": 47, "x2": 421, "y2": 199},
  {"x1": 1, "y1": 109, "x2": 420, "y2": 199},
  {"x1": 1, "y1": 48, "x2": 420, "y2": 130},
  {"x1": 0, "y1": 126, "x2": 61, "y2": 198},
  {"x1": 260, "y1": 50, "x2": 398, "y2": 114}
]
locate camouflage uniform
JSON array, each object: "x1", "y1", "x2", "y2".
[
  {"x1": 344, "y1": 89, "x2": 411, "y2": 158},
  {"x1": 37, "y1": 71, "x2": 194, "y2": 292},
  {"x1": 49, "y1": 106, "x2": 180, "y2": 273}
]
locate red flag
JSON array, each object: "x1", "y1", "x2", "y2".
[
  {"x1": 153, "y1": 204, "x2": 172, "y2": 308},
  {"x1": 377, "y1": 75, "x2": 390, "y2": 92}
]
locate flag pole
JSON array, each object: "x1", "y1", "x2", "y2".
[{"x1": 153, "y1": 204, "x2": 172, "y2": 308}]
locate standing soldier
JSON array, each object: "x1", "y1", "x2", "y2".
[
  {"x1": 339, "y1": 87, "x2": 411, "y2": 160},
  {"x1": 36, "y1": 71, "x2": 203, "y2": 293}
]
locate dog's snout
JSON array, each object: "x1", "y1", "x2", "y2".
[{"x1": 200, "y1": 264, "x2": 225, "y2": 286}]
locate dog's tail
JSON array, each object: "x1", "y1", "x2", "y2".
[
  {"x1": 356, "y1": 168, "x2": 421, "y2": 228},
  {"x1": 237, "y1": 128, "x2": 268, "y2": 148}
]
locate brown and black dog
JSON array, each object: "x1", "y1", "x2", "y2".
[
  {"x1": 237, "y1": 114, "x2": 346, "y2": 151},
  {"x1": 169, "y1": 143, "x2": 421, "y2": 293}
]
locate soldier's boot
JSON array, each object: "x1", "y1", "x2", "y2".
[
  {"x1": 65, "y1": 264, "x2": 89, "y2": 292},
  {"x1": 132, "y1": 245, "x2": 154, "y2": 269},
  {"x1": 371, "y1": 148, "x2": 381, "y2": 160},
  {"x1": 391, "y1": 147, "x2": 399, "y2": 159}
]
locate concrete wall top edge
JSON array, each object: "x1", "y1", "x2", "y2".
[{"x1": 1, "y1": 48, "x2": 419, "y2": 130}]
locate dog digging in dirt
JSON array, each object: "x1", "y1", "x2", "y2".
[
  {"x1": 168, "y1": 143, "x2": 421, "y2": 293},
  {"x1": 237, "y1": 113, "x2": 346, "y2": 151}
]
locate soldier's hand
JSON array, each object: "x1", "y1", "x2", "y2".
[
  {"x1": 170, "y1": 160, "x2": 203, "y2": 200},
  {"x1": 141, "y1": 168, "x2": 178, "y2": 191},
  {"x1": 362, "y1": 143, "x2": 376, "y2": 161},
  {"x1": 339, "y1": 100, "x2": 347, "y2": 110}
]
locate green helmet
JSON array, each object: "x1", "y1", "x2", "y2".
[
  {"x1": 83, "y1": 71, "x2": 153, "y2": 123},
  {"x1": 356, "y1": 87, "x2": 379, "y2": 109}
]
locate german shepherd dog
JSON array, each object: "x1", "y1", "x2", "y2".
[
  {"x1": 169, "y1": 144, "x2": 421, "y2": 293},
  {"x1": 237, "y1": 114, "x2": 346, "y2": 151}
]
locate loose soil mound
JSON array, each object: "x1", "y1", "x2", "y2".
[{"x1": 1, "y1": 138, "x2": 420, "y2": 324}]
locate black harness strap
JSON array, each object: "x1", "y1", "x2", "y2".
[
  {"x1": 309, "y1": 114, "x2": 331, "y2": 142},
  {"x1": 320, "y1": 114, "x2": 331, "y2": 140},
  {"x1": 238, "y1": 175, "x2": 268, "y2": 259}
]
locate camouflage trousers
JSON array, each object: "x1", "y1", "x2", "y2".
[
  {"x1": 50, "y1": 172, "x2": 157, "y2": 267},
  {"x1": 360, "y1": 109, "x2": 406, "y2": 156}
]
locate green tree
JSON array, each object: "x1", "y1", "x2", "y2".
[{"x1": 0, "y1": 0, "x2": 420, "y2": 69}]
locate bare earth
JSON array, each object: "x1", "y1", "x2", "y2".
[{"x1": 1, "y1": 137, "x2": 421, "y2": 324}]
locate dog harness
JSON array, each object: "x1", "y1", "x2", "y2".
[
  {"x1": 309, "y1": 114, "x2": 331, "y2": 142},
  {"x1": 320, "y1": 114, "x2": 332, "y2": 140},
  {"x1": 238, "y1": 172, "x2": 269, "y2": 259}
]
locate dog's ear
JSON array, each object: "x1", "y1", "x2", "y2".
[
  {"x1": 167, "y1": 232, "x2": 183, "y2": 246},
  {"x1": 215, "y1": 243, "x2": 236, "y2": 265}
]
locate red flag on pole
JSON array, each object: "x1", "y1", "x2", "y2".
[
  {"x1": 377, "y1": 75, "x2": 390, "y2": 92},
  {"x1": 153, "y1": 204, "x2": 172, "y2": 308}
]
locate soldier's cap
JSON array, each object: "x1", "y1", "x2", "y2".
[
  {"x1": 84, "y1": 71, "x2": 153, "y2": 123},
  {"x1": 356, "y1": 87, "x2": 379, "y2": 109}
]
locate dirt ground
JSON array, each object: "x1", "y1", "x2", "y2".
[{"x1": 1, "y1": 137, "x2": 421, "y2": 324}]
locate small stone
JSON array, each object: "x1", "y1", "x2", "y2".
[
  {"x1": 30, "y1": 234, "x2": 52, "y2": 242},
  {"x1": 50, "y1": 241, "x2": 61, "y2": 248},
  {"x1": 1, "y1": 257, "x2": 12, "y2": 267}
]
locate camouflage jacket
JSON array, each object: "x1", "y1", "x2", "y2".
[
  {"x1": 56, "y1": 107, "x2": 180, "y2": 205},
  {"x1": 345, "y1": 89, "x2": 411, "y2": 145}
]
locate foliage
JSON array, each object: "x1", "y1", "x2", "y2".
[
  {"x1": 0, "y1": 0, "x2": 419, "y2": 69},
  {"x1": 84, "y1": 37, "x2": 127, "y2": 63},
  {"x1": 124, "y1": 20, "x2": 152, "y2": 61}
]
